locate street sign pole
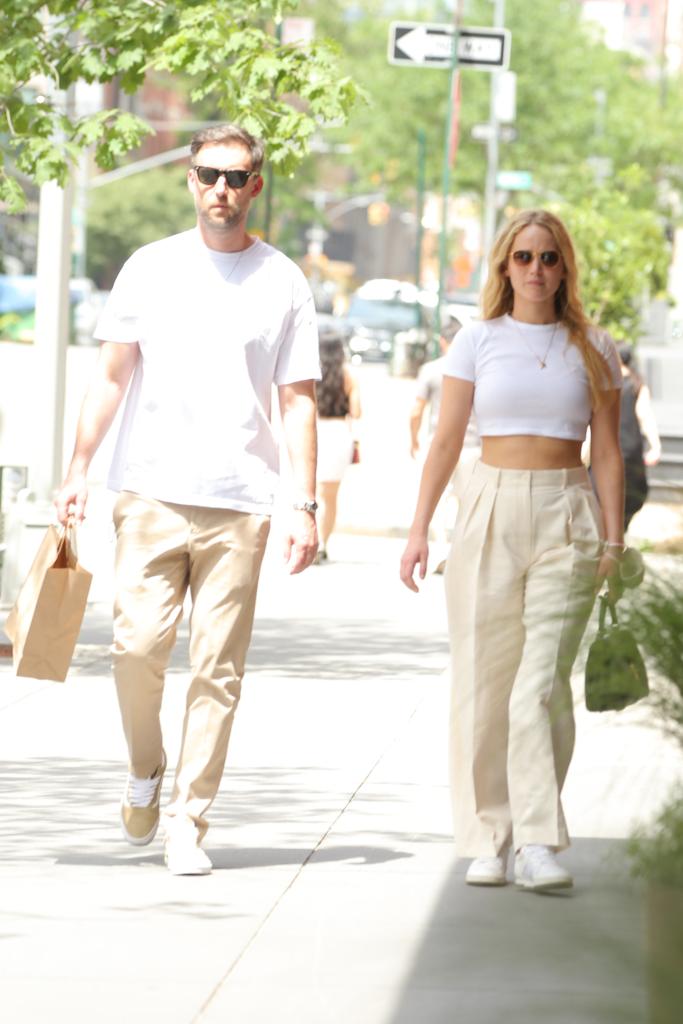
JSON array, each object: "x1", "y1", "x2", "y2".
[
  {"x1": 437, "y1": 17, "x2": 461, "y2": 348},
  {"x1": 415, "y1": 127, "x2": 426, "y2": 304},
  {"x1": 482, "y1": 0, "x2": 506, "y2": 283}
]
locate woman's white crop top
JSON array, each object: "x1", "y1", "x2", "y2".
[{"x1": 442, "y1": 315, "x2": 622, "y2": 441}]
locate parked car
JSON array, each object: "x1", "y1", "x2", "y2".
[
  {"x1": 0, "y1": 274, "x2": 105, "y2": 345},
  {"x1": 343, "y1": 279, "x2": 435, "y2": 364},
  {"x1": 445, "y1": 290, "x2": 480, "y2": 329}
]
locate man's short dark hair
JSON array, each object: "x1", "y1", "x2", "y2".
[
  {"x1": 440, "y1": 318, "x2": 462, "y2": 345},
  {"x1": 189, "y1": 124, "x2": 265, "y2": 174}
]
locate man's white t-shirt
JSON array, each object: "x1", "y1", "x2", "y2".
[{"x1": 94, "y1": 230, "x2": 320, "y2": 513}]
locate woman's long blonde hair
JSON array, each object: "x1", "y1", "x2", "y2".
[{"x1": 481, "y1": 209, "x2": 609, "y2": 406}]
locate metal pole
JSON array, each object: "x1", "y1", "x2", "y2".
[
  {"x1": 72, "y1": 152, "x2": 89, "y2": 279},
  {"x1": 264, "y1": 16, "x2": 283, "y2": 243},
  {"x1": 32, "y1": 178, "x2": 74, "y2": 501},
  {"x1": 415, "y1": 127, "x2": 426, "y2": 323},
  {"x1": 263, "y1": 165, "x2": 275, "y2": 243},
  {"x1": 482, "y1": 0, "x2": 506, "y2": 282},
  {"x1": 31, "y1": 77, "x2": 76, "y2": 502},
  {"x1": 437, "y1": 5, "x2": 462, "y2": 342},
  {"x1": 660, "y1": 0, "x2": 670, "y2": 109},
  {"x1": 89, "y1": 145, "x2": 189, "y2": 187}
]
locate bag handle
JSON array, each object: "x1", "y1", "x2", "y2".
[
  {"x1": 598, "y1": 592, "x2": 619, "y2": 631},
  {"x1": 54, "y1": 521, "x2": 79, "y2": 568}
]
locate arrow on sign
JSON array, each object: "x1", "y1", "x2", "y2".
[{"x1": 395, "y1": 25, "x2": 453, "y2": 64}]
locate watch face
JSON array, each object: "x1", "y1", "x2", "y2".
[{"x1": 295, "y1": 500, "x2": 318, "y2": 513}]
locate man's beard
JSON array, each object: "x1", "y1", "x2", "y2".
[{"x1": 199, "y1": 204, "x2": 245, "y2": 232}]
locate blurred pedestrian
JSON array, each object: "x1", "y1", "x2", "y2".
[
  {"x1": 55, "y1": 123, "x2": 320, "y2": 876},
  {"x1": 315, "y1": 331, "x2": 361, "y2": 562},
  {"x1": 617, "y1": 342, "x2": 661, "y2": 531},
  {"x1": 409, "y1": 318, "x2": 480, "y2": 572},
  {"x1": 401, "y1": 209, "x2": 624, "y2": 893}
]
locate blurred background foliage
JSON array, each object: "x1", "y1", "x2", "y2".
[
  {"x1": 80, "y1": 0, "x2": 682, "y2": 334},
  {"x1": 0, "y1": 0, "x2": 360, "y2": 211},
  {"x1": 86, "y1": 165, "x2": 194, "y2": 288}
]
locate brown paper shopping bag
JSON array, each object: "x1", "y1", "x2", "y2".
[{"x1": 4, "y1": 524, "x2": 92, "y2": 682}]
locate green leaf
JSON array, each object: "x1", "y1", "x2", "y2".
[
  {"x1": 1, "y1": 0, "x2": 360, "y2": 208},
  {"x1": 0, "y1": 171, "x2": 27, "y2": 213}
]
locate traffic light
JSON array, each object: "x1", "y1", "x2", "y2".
[{"x1": 367, "y1": 201, "x2": 391, "y2": 226}]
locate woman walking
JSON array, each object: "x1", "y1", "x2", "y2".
[
  {"x1": 315, "y1": 331, "x2": 361, "y2": 562},
  {"x1": 400, "y1": 210, "x2": 624, "y2": 892}
]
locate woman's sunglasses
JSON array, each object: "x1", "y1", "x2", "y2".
[
  {"x1": 193, "y1": 166, "x2": 256, "y2": 189},
  {"x1": 511, "y1": 249, "x2": 561, "y2": 268}
]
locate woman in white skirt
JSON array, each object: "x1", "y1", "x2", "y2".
[
  {"x1": 400, "y1": 210, "x2": 624, "y2": 893},
  {"x1": 315, "y1": 332, "x2": 361, "y2": 562}
]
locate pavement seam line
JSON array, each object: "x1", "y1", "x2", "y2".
[
  {"x1": 0, "y1": 681, "x2": 55, "y2": 710},
  {"x1": 192, "y1": 691, "x2": 430, "y2": 1022}
]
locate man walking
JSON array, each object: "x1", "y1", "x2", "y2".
[{"x1": 55, "y1": 124, "x2": 320, "y2": 875}]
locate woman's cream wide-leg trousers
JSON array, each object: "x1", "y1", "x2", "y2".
[{"x1": 445, "y1": 461, "x2": 603, "y2": 857}]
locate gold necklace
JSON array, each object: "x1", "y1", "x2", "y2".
[
  {"x1": 222, "y1": 245, "x2": 247, "y2": 283},
  {"x1": 511, "y1": 317, "x2": 558, "y2": 370}
]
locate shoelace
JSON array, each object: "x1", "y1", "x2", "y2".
[
  {"x1": 522, "y1": 844, "x2": 553, "y2": 868},
  {"x1": 127, "y1": 773, "x2": 160, "y2": 808}
]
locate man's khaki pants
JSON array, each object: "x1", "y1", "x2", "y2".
[
  {"x1": 444, "y1": 462, "x2": 603, "y2": 858},
  {"x1": 112, "y1": 492, "x2": 270, "y2": 840}
]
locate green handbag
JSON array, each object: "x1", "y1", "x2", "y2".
[{"x1": 585, "y1": 594, "x2": 649, "y2": 712}]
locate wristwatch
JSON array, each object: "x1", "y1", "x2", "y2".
[{"x1": 293, "y1": 499, "x2": 318, "y2": 514}]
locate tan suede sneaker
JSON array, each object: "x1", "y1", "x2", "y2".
[{"x1": 120, "y1": 751, "x2": 167, "y2": 846}]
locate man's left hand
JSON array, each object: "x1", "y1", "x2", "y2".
[{"x1": 283, "y1": 511, "x2": 319, "y2": 574}]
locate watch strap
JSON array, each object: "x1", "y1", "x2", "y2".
[{"x1": 293, "y1": 500, "x2": 318, "y2": 514}]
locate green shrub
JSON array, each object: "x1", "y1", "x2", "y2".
[
  {"x1": 628, "y1": 793, "x2": 683, "y2": 889},
  {"x1": 621, "y1": 571, "x2": 683, "y2": 887},
  {"x1": 620, "y1": 574, "x2": 683, "y2": 744}
]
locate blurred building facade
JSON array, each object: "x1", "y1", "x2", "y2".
[{"x1": 581, "y1": 0, "x2": 683, "y2": 71}]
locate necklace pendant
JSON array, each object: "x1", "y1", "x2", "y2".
[{"x1": 511, "y1": 317, "x2": 557, "y2": 372}]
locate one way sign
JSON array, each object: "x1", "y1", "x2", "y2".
[{"x1": 388, "y1": 22, "x2": 511, "y2": 72}]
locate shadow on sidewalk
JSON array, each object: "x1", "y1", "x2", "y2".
[
  {"x1": 67, "y1": 613, "x2": 450, "y2": 682},
  {"x1": 247, "y1": 616, "x2": 449, "y2": 680},
  {"x1": 0, "y1": 758, "x2": 414, "y2": 872},
  {"x1": 383, "y1": 837, "x2": 646, "y2": 1024}
]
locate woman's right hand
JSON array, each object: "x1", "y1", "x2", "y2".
[{"x1": 400, "y1": 532, "x2": 429, "y2": 592}]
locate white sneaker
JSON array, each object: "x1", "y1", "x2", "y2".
[
  {"x1": 466, "y1": 853, "x2": 508, "y2": 886},
  {"x1": 514, "y1": 845, "x2": 573, "y2": 892},
  {"x1": 164, "y1": 822, "x2": 212, "y2": 876}
]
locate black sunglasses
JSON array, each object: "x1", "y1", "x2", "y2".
[
  {"x1": 193, "y1": 166, "x2": 256, "y2": 189},
  {"x1": 511, "y1": 249, "x2": 561, "y2": 268}
]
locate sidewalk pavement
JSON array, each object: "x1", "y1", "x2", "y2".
[{"x1": 1, "y1": 530, "x2": 682, "y2": 1024}]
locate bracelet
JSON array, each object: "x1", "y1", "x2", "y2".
[{"x1": 603, "y1": 551, "x2": 623, "y2": 563}]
